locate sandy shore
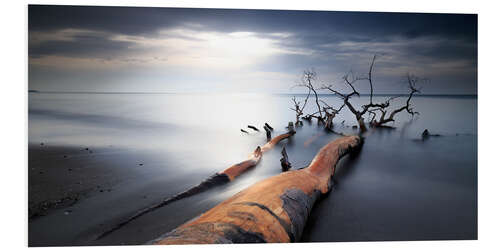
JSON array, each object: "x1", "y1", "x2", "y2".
[{"x1": 28, "y1": 143, "x2": 129, "y2": 219}]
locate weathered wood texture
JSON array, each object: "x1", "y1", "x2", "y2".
[{"x1": 152, "y1": 135, "x2": 362, "y2": 244}]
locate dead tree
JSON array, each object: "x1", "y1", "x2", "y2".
[
  {"x1": 151, "y1": 135, "x2": 362, "y2": 244},
  {"x1": 294, "y1": 70, "x2": 324, "y2": 124},
  {"x1": 320, "y1": 100, "x2": 345, "y2": 130},
  {"x1": 291, "y1": 84, "x2": 345, "y2": 129},
  {"x1": 290, "y1": 95, "x2": 308, "y2": 126},
  {"x1": 367, "y1": 73, "x2": 423, "y2": 127},
  {"x1": 321, "y1": 55, "x2": 423, "y2": 132},
  {"x1": 291, "y1": 73, "x2": 344, "y2": 128}
]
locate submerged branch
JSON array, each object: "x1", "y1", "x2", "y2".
[{"x1": 280, "y1": 146, "x2": 292, "y2": 171}]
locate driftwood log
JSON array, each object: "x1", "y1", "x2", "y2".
[
  {"x1": 96, "y1": 131, "x2": 295, "y2": 240},
  {"x1": 151, "y1": 135, "x2": 362, "y2": 244}
]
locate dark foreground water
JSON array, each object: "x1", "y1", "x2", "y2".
[{"x1": 28, "y1": 93, "x2": 477, "y2": 246}]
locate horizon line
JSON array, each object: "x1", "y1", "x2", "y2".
[{"x1": 28, "y1": 90, "x2": 478, "y2": 97}]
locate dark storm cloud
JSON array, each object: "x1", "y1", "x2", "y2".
[
  {"x1": 29, "y1": 5, "x2": 477, "y2": 40},
  {"x1": 29, "y1": 33, "x2": 134, "y2": 59}
]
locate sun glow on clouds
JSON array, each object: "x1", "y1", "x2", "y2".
[
  {"x1": 110, "y1": 29, "x2": 301, "y2": 69},
  {"x1": 30, "y1": 28, "x2": 302, "y2": 71}
]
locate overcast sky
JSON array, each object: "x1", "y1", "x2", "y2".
[{"x1": 28, "y1": 5, "x2": 477, "y2": 94}]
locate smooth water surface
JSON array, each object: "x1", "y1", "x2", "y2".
[{"x1": 28, "y1": 93, "x2": 477, "y2": 245}]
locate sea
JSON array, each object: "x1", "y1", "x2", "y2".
[{"x1": 28, "y1": 92, "x2": 477, "y2": 245}]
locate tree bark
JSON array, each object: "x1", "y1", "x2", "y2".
[{"x1": 151, "y1": 135, "x2": 362, "y2": 244}]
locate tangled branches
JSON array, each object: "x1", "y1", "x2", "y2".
[{"x1": 290, "y1": 55, "x2": 425, "y2": 132}]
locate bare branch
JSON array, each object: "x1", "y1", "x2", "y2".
[{"x1": 371, "y1": 73, "x2": 423, "y2": 126}]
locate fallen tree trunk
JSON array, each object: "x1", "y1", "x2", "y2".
[
  {"x1": 151, "y1": 135, "x2": 362, "y2": 244},
  {"x1": 96, "y1": 131, "x2": 295, "y2": 240}
]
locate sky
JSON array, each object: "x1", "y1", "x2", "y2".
[{"x1": 28, "y1": 5, "x2": 477, "y2": 94}]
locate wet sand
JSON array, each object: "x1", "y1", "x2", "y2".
[
  {"x1": 29, "y1": 144, "x2": 121, "y2": 219},
  {"x1": 27, "y1": 143, "x2": 194, "y2": 246}
]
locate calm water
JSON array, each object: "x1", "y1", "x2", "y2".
[{"x1": 28, "y1": 93, "x2": 477, "y2": 245}]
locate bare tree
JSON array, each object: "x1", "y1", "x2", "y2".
[
  {"x1": 321, "y1": 55, "x2": 423, "y2": 132},
  {"x1": 290, "y1": 92, "x2": 309, "y2": 126},
  {"x1": 320, "y1": 100, "x2": 345, "y2": 130},
  {"x1": 295, "y1": 69, "x2": 324, "y2": 124},
  {"x1": 291, "y1": 69, "x2": 347, "y2": 129},
  {"x1": 367, "y1": 73, "x2": 423, "y2": 127}
]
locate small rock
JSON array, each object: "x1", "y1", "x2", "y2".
[
  {"x1": 39, "y1": 171, "x2": 44, "y2": 174},
  {"x1": 40, "y1": 143, "x2": 44, "y2": 146},
  {"x1": 64, "y1": 210, "x2": 72, "y2": 215},
  {"x1": 138, "y1": 163, "x2": 143, "y2": 166},
  {"x1": 99, "y1": 189, "x2": 104, "y2": 193},
  {"x1": 85, "y1": 148, "x2": 89, "y2": 151},
  {"x1": 68, "y1": 168, "x2": 72, "y2": 171},
  {"x1": 63, "y1": 155, "x2": 67, "y2": 158}
]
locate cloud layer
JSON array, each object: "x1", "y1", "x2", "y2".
[{"x1": 28, "y1": 6, "x2": 477, "y2": 94}]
